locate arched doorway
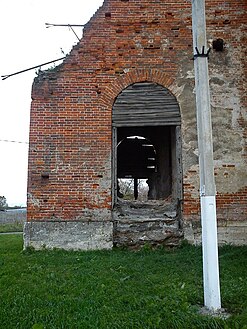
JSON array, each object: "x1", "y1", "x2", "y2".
[{"x1": 112, "y1": 82, "x2": 183, "y2": 247}]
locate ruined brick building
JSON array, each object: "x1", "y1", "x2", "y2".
[{"x1": 24, "y1": 0, "x2": 247, "y2": 249}]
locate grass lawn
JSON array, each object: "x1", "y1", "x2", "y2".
[
  {"x1": 0, "y1": 235, "x2": 246, "y2": 329},
  {"x1": 0, "y1": 222, "x2": 23, "y2": 233}
]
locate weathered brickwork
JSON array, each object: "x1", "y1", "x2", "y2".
[{"x1": 26, "y1": 0, "x2": 247, "y2": 249}]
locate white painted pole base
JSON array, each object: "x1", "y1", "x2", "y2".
[{"x1": 201, "y1": 195, "x2": 221, "y2": 310}]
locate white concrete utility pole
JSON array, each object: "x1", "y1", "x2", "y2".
[{"x1": 191, "y1": 0, "x2": 221, "y2": 310}]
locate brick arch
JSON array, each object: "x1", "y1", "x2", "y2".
[
  {"x1": 101, "y1": 68, "x2": 179, "y2": 109},
  {"x1": 110, "y1": 70, "x2": 183, "y2": 207}
]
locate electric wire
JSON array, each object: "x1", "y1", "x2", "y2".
[{"x1": 0, "y1": 139, "x2": 29, "y2": 145}]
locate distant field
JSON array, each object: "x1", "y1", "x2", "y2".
[
  {"x1": 0, "y1": 235, "x2": 247, "y2": 329},
  {"x1": 0, "y1": 208, "x2": 26, "y2": 232}
]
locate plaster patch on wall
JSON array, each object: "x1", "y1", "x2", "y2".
[
  {"x1": 183, "y1": 164, "x2": 200, "y2": 198},
  {"x1": 213, "y1": 125, "x2": 243, "y2": 161},
  {"x1": 27, "y1": 193, "x2": 40, "y2": 208},
  {"x1": 75, "y1": 208, "x2": 112, "y2": 222},
  {"x1": 215, "y1": 165, "x2": 247, "y2": 194},
  {"x1": 185, "y1": 69, "x2": 195, "y2": 80},
  {"x1": 171, "y1": 83, "x2": 185, "y2": 99}
]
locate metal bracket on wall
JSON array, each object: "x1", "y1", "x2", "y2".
[{"x1": 193, "y1": 46, "x2": 211, "y2": 60}]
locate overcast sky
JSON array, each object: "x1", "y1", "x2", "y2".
[{"x1": 0, "y1": 0, "x2": 104, "y2": 206}]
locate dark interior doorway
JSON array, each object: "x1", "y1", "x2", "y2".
[
  {"x1": 117, "y1": 126, "x2": 174, "y2": 201},
  {"x1": 117, "y1": 134, "x2": 156, "y2": 200}
]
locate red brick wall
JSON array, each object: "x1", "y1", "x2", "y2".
[{"x1": 28, "y1": 0, "x2": 247, "y2": 228}]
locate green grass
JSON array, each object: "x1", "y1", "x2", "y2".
[
  {"x1": 0, "y1": 235, "x2": 247, "y2": 329},
  {"x1": 0, "y1": 222, "x2": 23, "y2": 233}
]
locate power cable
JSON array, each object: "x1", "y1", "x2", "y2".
[
  {"x1": 2, "y1": 23, "x2": 84, "y2": 80},
  {"x1": 0, "y1": 139, "x2": 29, "y2": 145},
  {"x1": 1, "y1": 57, "x2": 66, "y2": 80}
]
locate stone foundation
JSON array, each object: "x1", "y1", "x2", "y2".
[
  {"x1": 113, "y1": 218, "x2": 183, "y2": 248},
  {"x1": 23, "y1": 221, "x2": 113, "y2": 250},
  {"x1": 184, "y1": 220, "x2": 247, "y2": 246},
  {"x1": 23, "y1": 218, "x2": 247, "y2": 250},
  {"x1": 113, "y1": 199, "x2": 183, "y2": 248}
]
